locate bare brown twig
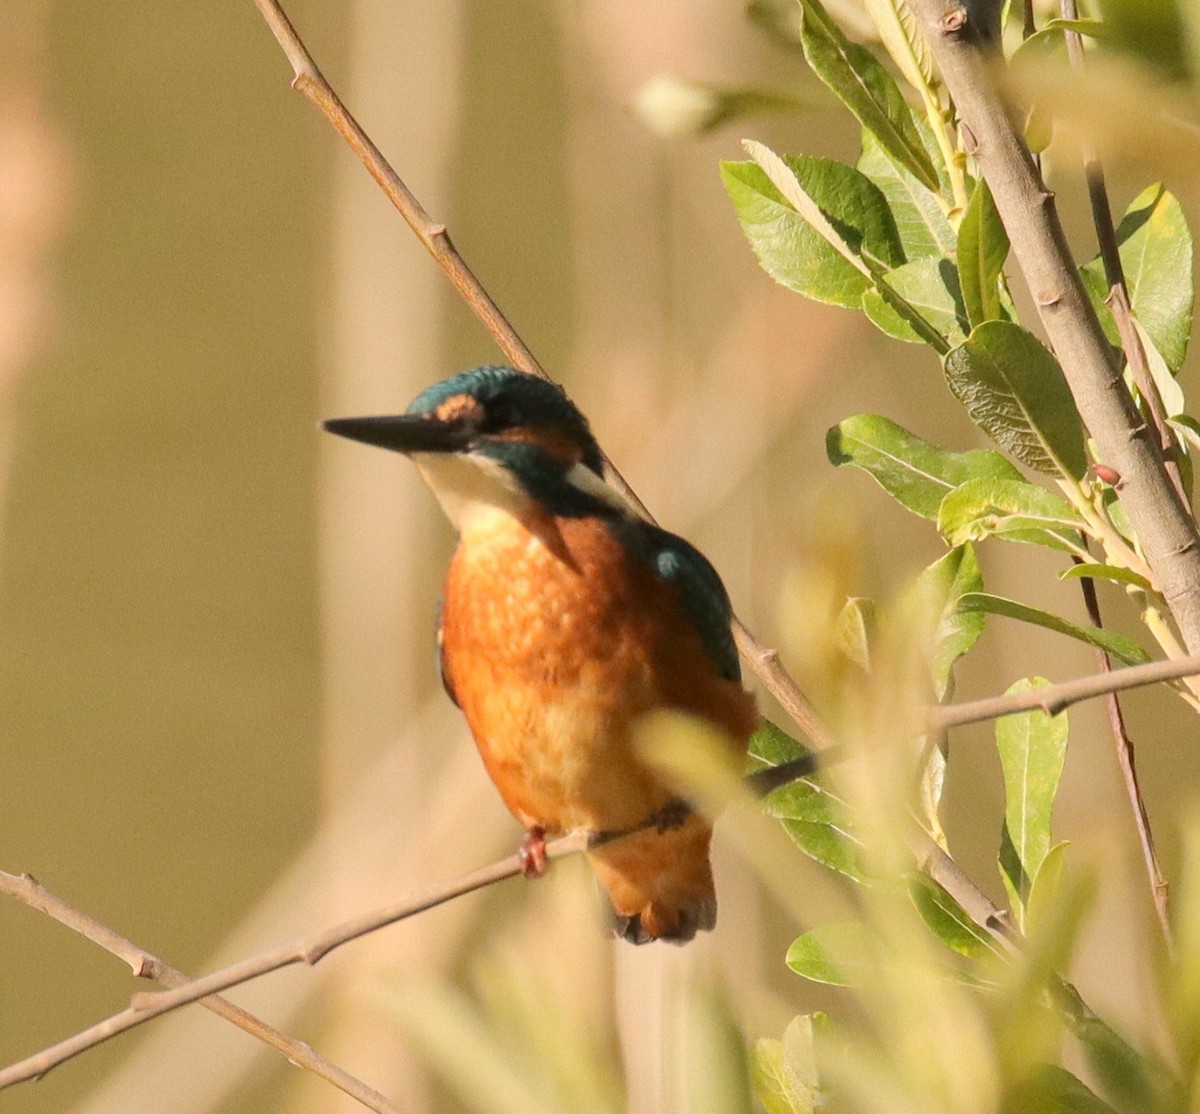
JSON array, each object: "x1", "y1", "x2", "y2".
[
  {"x1": 0, "y1": 871, "x2": 401, "y2": 1110},
  {"x1": 933, "y1": 653, "x2": 1200, "y2": 729},
  {"x1": 1071, "y1": 555, "x2": 1172, "y2": 948}
]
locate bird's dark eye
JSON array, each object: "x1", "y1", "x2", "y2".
[{"x1": 483, "y1": 399, "x2": 520, "y2": 431}]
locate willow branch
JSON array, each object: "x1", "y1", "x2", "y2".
[
  {"x1": 0, "y1": 872, "x2": 400, "y2": 1110},
  {"x1": 905, "y1": 0, "x2": 1200, "y2": 657},
  {"x1": 933, "y1": 654, "x2": 1200, "y2": 729},
  {"x1": 250, "y1": 0, "x2": 837, "y2": 751},
  {"x1": 1072, "y1": 557, "x2": 1172, "y2": 947},
  {"x1": 1060, "y1": 0, "x2": 1184, "y2": 504}
]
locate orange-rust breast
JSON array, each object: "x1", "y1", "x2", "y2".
[
  {"x1": 439, "y1": 505, "x2": 757, "y2": 941},
  {"x1": 440, "y1": 507, "x2": 754, "y2": 832}
]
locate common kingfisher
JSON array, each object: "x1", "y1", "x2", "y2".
[{"x1": 324, "y1": 367, "x2": 757, "y2": 943}]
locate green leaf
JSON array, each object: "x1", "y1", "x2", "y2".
[
  {"x1": 1081, "y1": 184, "x2": 1194, "y2": 373},
  {"x1": 858, "y1": 128, "x2": 955, "y2": 259},
  {"x1": 797, "y1": 0, "x2": 938, "y2": 188},
  {"x1": 957, "y1": 179, "x2": 1010, "y2": 328},
  {"x1": 943, "y1": 322, "x2": 1088, "y2": 478},
  {"x1": 826, "y1": 413, "x2": 1024, "y2": 519},
  {"x1": 722, "y1": 155, "x2": 903, "y2": 307},
  {"x1": 862, "y1": 0, "x2": 937, "y2": 95},
  {"x1": 937, "y1": 477, "x2": 1086, "y2": 553},
  {"x1": 1131, "y1": 316, "x2": 1185, "y2": 417},
  {"x1": 1005, "y1": 1064, "x2": 1119, "y2": 1114},
  {"x1": 787, "y1": 922, "x2": 880, "y2": 986},
  {"x1": 750, "y1": 721, "x2": 863, "y2": 880},
  {"x1": 1059, "y1": 563, "x2": 1152, "y2": 591},
  {"x1": 835, "y1": 596, "x2": 875, "y2": 669},
  {"x1": 959, "y1": 592, "x2": 1150, "y2": 665},
  {"x1": 751, "y1": 1017, "x2": 822, "y2": 1114},
  {"x1": 1067, "y1": 1008, "x2": 1169, "y2": 1113},
  {"x1": 912, "y1": 544, "x2": 985, "y2": 701},
  {"x1": 908, "y1": 872, "x2": 1004, "y2": 961},
  {"x1": 862, "y1": 256, "x2": 968, "y2": 347},
  {"x1": 997, "y1": 678, "x2": 1068, "y2": 925},
  {"x1": 1026, "y1": 840, "x2": 1070, "y2": 937}
]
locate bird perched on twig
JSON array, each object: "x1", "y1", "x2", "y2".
[{"x1": 324, "y1": 367, "x2": 757, "y2": 943}]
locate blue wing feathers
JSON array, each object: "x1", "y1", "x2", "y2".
[{"x1": 640, "y1": 525, "x2": 742, "y2": 684}]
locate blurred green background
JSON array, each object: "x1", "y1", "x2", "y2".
[{"x1": 1, "y1": 2, "x2": 1196, "y2": 1112}]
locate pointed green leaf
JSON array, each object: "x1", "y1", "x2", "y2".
[
  {"x1": 797, "y1": 0, "x2": 938, "y2": 188},
  {"x1": 908, "y1": 872, "x2": 1005, "y2": 961},
  {"x1": 750, "y1": 721, "x2": 863, "y2": 880},
  {"x1": 1067, "y1": 1009, "x2": 1167, "y2": 1113},
  {"x1": 862, "y1": 0, "x2": 937, "y2": 95},
  {"x1": 1005, "y1": 1064, "x2": 1119, "y2": 1114},
  {"x1": 1059, "y1": 563, "x2": 1152, "y2": 591},
  {"x1": 957, "y1": 179, "x2": 1010, "y2": 328},
  {"x1": 835, "y1": 596, "x2": 875, "y2": 669},
  {"x1": 937, "y1": 476, "x2": 1086, "y2": 553},
  {"x1": 722, "y1": 155, "x2": 902, "y2": 307},
  {"x1": 751, "y1": 1017, "x2": 821, "y2": 1114},
  {"x1": 787, "y1": 922, "x2": 880, "y2": 986},
  {"x1": 826, "y1": 413, "x2": 1024, "y2": 519},
  {"x1": 997, "y1": 678, "x2": 1068, "y2": 924},
  {"x1": 858, "y1": 128, "x2": 956, "y2": 259},
  {"x1": 1026, "y1": 840, "x2": 1070, "y2": 937},
  {"x1": 1131, "y1": 316, "x2": 1185, "y2": 417},
  {"x1": 862, "y1": 256, "x2": 968, "y2": 347},
  {"x1": 1081, "y1": 184, "x2": 1194, "y2": 373},
  {"x1": 943, "y1": 322, "x2": 1088, "y2": 478},
  {"x1": 960, "y1": 592, "x2": 1150, "y2": 664},
  {"x1": 912, "y1": 544, "x2": 985, "y2": 701}
]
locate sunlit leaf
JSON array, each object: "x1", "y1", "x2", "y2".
[
  {"x1": 835, "y1": 596, "x2": 875, "y2": 669},
  {"x1": 722, "y1": 155, "x2": 902, "y2": 307},
  {"x1": 937, "y1": 477, "x2": 1086, "y2": 552},
  {"x1": 1026, "y1": 840, "x2": 1070, "y2": 937},
  {"x1": 943, "y1": 322, "x2": 1088, "y2": 478},
  {"x1": 997, "y1": 678, "x2": 1067, "y2": 929},
  {"x1": 683, "y1": 982, "x2": 755, "y2": 1114},
  {"x1": 827, "y1": 413, "x2": 1023, "y2": 519},
  {"x1": 857, "y1": 128, "x2": 955, "y2": 259},
  {"x1": 1081, "y1": 184, "x2": 1194, "y2": 373},
  {"x1": 959, "y1": 592, "x2": 1150, "y2": 664},
  {"x1": 957, "y1": 179, "x2": 1010, "y2": 328},
  {"x1": 862, "y1": 256, "x2": 968, "y2": 347},
  {"x1": 908, "y1": 871, "x2": 1004, "y2": 961},
  {"x1": 863, "y1": 0, "x2": 936, "y2": 94},
  {"x1": 797, "y1": 0, "x2": 938, "y2": 187},
  {"x1": 1131, "y1": 317, "x2": 1185, "y2": 417},
  {"x1": 1059, "y1": 563, "x2": 1151, "y2": 591},
  {"x1": 751, "y1": 1016, "x2": 822, "y2": 1114},
  {"x1": 912, "y1": 544, "x2": 985, "y2": 701},
  {"x1": 787, "y1": 922, "x2": 881, "y2": 986},
  {"x1": 750, "y1": 721, "x2": 863, "y2": 880}
]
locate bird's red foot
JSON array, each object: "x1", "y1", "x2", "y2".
[
  {"x1": 648, "y1": 797, "x2": 693, "y2": 834},
  {"x1": 519, "y1": 826, "x2": 549, "y2": 878}
]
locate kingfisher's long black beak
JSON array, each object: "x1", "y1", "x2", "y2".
[{"x1": 321, "y1": 414, "x2": 475, "y2": 455}]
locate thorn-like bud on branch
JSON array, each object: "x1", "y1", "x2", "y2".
[{"x1": 939, "y1": 6, "x2": 968, "y2": 33}]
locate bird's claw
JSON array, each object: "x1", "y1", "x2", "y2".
[
  {"x1": 648, "y1": 797, "x2": 693, "y2": 834},
  {"x1": 519, "y1": 826, "x2": 549, "y2": 878}
]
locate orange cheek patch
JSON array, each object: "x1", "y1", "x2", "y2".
[{"x1": 492, "y1": 425, "x2": 583, "y2": 466}]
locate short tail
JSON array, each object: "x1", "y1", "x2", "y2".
[{"x1": 586, "y1": 814, "x2": 717, "y2": 945}]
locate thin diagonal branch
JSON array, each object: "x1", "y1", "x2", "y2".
[
  {"x1": 905, "y1": 0, "x2": 1200, "y2": 656},
  {"x1": 250, "y1": 0, "x2": 837, "y2": 752},
  {"x1": 0, "y1": 871, "x2": 400, "y2": 1111},
  {"x1": 933, "y1": 653, "x2": 1200, "y2": 729},
  {"x1": 1071, "y1": 556, "x2": 1172, "y2": 948}
]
